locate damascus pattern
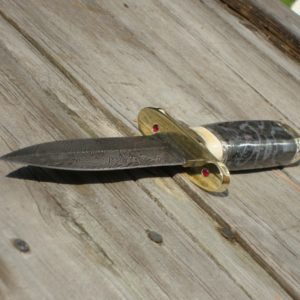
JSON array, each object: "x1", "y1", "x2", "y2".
[
  {"x1": 1, "y1": 135, "x2": 186, "y2": 171},
  {"x1": 204, "y1": 121, "x2": 298, "y2": 170}
]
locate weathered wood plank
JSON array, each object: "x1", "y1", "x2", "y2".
[
  {"x1": 218, "y1": 0, "x2": 300, "y2": 60},
  {"x1": 0, "y1": 2, "x2": 299, "y2": 299},
  {"x1": 0, "y1": 14, "x2": 291, "y2": 300},
  {"x1": 200, "y1": 0, "x2": 300, "y2": 131},
  {"x1": 1, "y1": 0, "x2": 299, "y2": 128},
  {"x1": 1, "y1": 0, "x2": 300, "y2": 298}
]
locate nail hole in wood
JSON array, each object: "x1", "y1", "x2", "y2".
[
  {"x1": 146, "y1": 230, "x2": 163, "y2": 244},
  {"x1": 12, "y1": 239, "x2": 30, "y2": 253}
]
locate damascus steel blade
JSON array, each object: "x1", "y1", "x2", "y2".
[{"x1": 0, "y1": 135, "x2": 186, "y2": 171}]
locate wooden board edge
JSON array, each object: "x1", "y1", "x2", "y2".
[{"x1": 217, "y1": 0, "x2": 300, "y2": 62}]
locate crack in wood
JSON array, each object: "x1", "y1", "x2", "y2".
[{"x1": 217, "y1": 0, "x2": 300, "y2": 62}]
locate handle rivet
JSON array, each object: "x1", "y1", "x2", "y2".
[
  {"x1": 152, "y1": 124, "x2": 160, "y2": 133},
  {"x1": 201, "y1": 168, "x2": 210, "y2": 177}
]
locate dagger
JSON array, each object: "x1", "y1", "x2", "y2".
[{"x1": 1, "y1": 107, "x2": 299, "y2": 192}]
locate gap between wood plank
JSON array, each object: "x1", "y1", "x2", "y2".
[
  {"x1": 0, "y1": 7, "x2": 298, "y2": 300},
  {"x1": 217, "y1": 0, "x2": 300, "y2": 62},
  {"x1": 174, "y1": 175, "x2": 300, "y2": 300}
]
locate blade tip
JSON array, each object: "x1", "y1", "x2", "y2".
[
  {"x1": 0, "y1": 153, "x2": 10, "y2": 161},
  {"x1": 0, "y1": 152, "x2": 21, "y2": 163}
]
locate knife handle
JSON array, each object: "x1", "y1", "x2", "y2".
[{"x1": 193, "y1": 121, "x2": 300, "y2": 171}]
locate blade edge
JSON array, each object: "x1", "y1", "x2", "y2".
[{"x1": 0, "y1": 135, "x2": 186, "y2": 171}]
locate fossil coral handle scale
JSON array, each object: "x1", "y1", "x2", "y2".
[{"x1": 193, "y1": 121, "x2": 300, "y2": 171}]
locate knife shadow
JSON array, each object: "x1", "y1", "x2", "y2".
[
  {"x1": 6, "y1": 165, "x2": 181, "y2": 185},
  {"x1": 7, "y1": 163, "x2": 298, "y2": 197},
  {"x1": 6, "y1": 166, "x2": 230, "y2": 198}
]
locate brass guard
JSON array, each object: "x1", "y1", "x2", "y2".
[{"x1": 138, "y1": 107, "x2": 230, "y2": 192}]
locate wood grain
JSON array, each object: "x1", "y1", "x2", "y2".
[
  {"x1": 0, "y1": 15, "x2": 291, "y2": 300},
  {"x1": 0, "y1": 0, "x2": 299, "y2": 298},
  {"x1": 218, "y1": 0, "x2": 300, "y2": 60}
]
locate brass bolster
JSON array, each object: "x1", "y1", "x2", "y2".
[{"x1": 137, "y1": 107, "x2": 230, "y2": 192}]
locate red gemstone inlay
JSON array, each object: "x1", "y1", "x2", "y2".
[
  {"x1": 152, "y1": 124, "x2": 160, "y2": 133},
  {"x1": 201, "y1": 168, "x2": 210, "y2": 177}
]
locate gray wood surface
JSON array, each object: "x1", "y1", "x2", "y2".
[
  {"x1": 0, "y1": 0, "x2": 299, "y2": 299},
  {"x1": 219, "y1": 0, "x2": 300, "y2": 60}
]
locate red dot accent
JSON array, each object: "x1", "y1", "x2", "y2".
[
  {"x1": 152, "y1": 124, "x2": 160, "y2": 133},
  {"x1": 201, "y1": 168, "x2": 210, "y2": 177}
]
